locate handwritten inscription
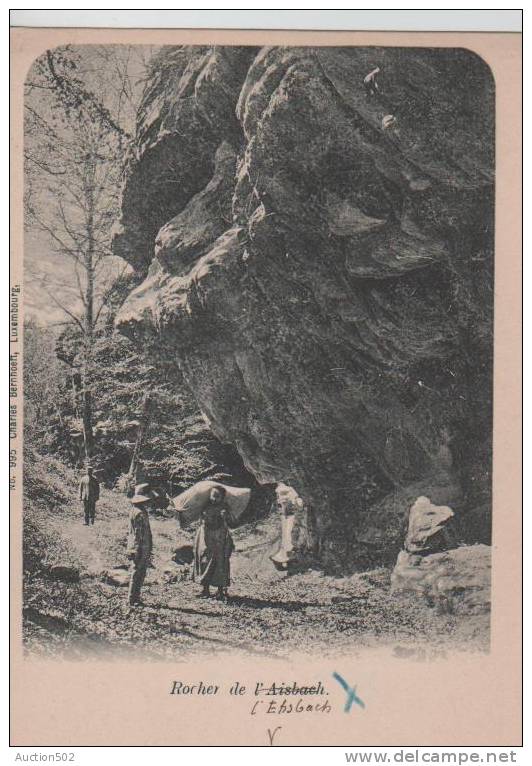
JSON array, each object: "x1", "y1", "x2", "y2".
[
  {"x1": 251, "y1": 697, "x2": 331, "y2": 715},
  {"x1": 267, "y1": 726, "x2": 282, "y2": 746},
  {"x1": 332, "y1": 672, "x2": 365, "y2": 713}
]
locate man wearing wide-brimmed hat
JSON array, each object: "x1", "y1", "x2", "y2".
[{"x1": 127, "y1": 483, "x2": 154, "y2": 607}]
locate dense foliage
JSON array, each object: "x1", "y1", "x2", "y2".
[{"x1": 24, "y1": 306, "x2": 259, "y2": 496}]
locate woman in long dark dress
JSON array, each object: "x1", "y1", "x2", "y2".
[{"x1": 193, "y1": 486, "x2": 235, "y2": 600}]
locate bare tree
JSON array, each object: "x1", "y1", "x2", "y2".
[{"x1": 24, "y1": 46, "x2": 147, "y2": 460}]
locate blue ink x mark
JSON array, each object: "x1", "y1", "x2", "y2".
[{"x1": 333, "y1": 672, "x2": 365, "y2": 713}]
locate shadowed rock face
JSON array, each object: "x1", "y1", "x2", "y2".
[{"x1": 114, "y1": 46, "x2": 494, "y2": 570}]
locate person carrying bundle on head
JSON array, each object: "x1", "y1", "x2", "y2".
[{"x1": 193, "y1": 486, "x2": 235, "y2": 601}]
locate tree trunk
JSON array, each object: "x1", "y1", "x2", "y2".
[
  {"x1": 82, "y1": 164, "x2": 95, "y2": 463},
  {"x1": 82, "y1": 387, "x2": 93, "y2": 461},
  {"x1": 72, "y1": 371, "x2": 82, "y2": 419},
  {"x1": 127, "y1": 392, "x2": 153, "y2": 488}
]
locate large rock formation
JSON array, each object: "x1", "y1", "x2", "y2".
[{"x1": 114, "y1": 45, "x2": 494, "y2": 570}]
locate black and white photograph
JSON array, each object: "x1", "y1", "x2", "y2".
[
  {"x1": 9, "y1": 12, "x2": 523, "y2": 748},
  {"x1": 21, "y1": 41, "x2": 496, "y2": 661}
]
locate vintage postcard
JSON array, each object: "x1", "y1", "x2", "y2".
[{"x1": 10, "y1": 24, "x2": 522, "y2": 747}]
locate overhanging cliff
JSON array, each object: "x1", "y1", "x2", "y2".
[{"x1": 114, "y1": 45, "x2": 494, "y2": 569}]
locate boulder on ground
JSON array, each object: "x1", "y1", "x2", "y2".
[
  {"x1": 405, "y1": 496, "x2": 456, "y2": 554},
  {"x1": 48, "y1": 565, "x2": 80, "y2": 583},
  {"x1": 100, "y1": 568, "x2": 130, "y2": 587},
  {"x1": 354, "y1": 480, "x2": 462, "y2": 567},
  {"x1": 172, "y1": 544, "x2": 194, "y2": 565},
  {"x1": 162, "y1": 561, "x2": 190, "y2": 584},
  {"x1": 391, "y1": 544, "x2": 491, "y2": 615}
]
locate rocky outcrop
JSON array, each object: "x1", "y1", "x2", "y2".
[
  {"x1": 391, "y1": 544, "x2": 491, "y2": 616},
  {"x1": 114, "y1": 46, "x2": 494, "y2": 569},
  {"x1": 112, "y1": 46, "x2": 258, "y2": 272},
  {"x1": 270, "y1": 483, "x2": 317, "y2": 569},
  {"x1": 403, "y1": 496, "x2": 457, "y2": 554},
  {"x1": 391, "y1": 497, "x2": 489, "y2": 614}
]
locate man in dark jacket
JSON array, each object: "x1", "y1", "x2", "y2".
[
  {"x1": 127, "y1": 484, "x2": 154, "y2": 607},
  {"x1": 79, "y1": 465, "x2": 100, "y2": 526}
]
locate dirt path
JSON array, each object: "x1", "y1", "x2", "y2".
[
  {"x1": 24, "y1": 485, "x2": 490, "y2": 661},
  {"x1": 57, "y1": 519, "x2": 108, "y2": 573}
]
